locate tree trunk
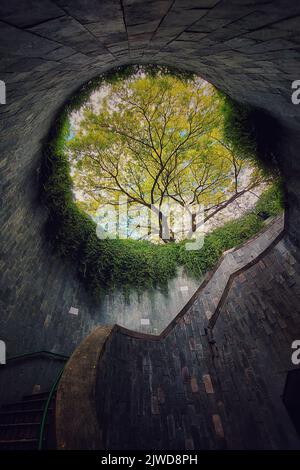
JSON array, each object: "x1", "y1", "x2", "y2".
[{"x1": 158, "y1": 210, "x2": 175, "y2": 242}]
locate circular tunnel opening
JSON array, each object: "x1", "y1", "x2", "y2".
[
  {"x1": 40, "y1": 64, "x2": 284, "y2": 334},
  {"x1": 1, "y1": 0, "x2": 300, "y2": 452}
]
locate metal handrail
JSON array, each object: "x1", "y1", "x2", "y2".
[
  {"x1": 6, "y1": 350, "x2": 69, "y2": 363},
  {"x1": 1, "y1": 349, "x2": 69, "y2": 449},
  {"x1": 38, "y1": 366, "x2": 66, "y2": 450}
]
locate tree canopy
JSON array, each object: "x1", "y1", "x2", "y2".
[{"x1": 68, "y1": 71, "x2": 267, "y2": 242}]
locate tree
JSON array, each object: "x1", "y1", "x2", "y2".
[{"x1": 68, "y1": 72, "x2": 268, "y2": 242}]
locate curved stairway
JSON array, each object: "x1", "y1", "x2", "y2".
[
  {"x1": 0, "y1": 391, "x2": 56, "y2": 450},
  {"x1": 1, "y1": 216, "x2": 300, "y2": 450},
  {"x1": 55, "y1": 216, "x2": 300, "y2": 450}
]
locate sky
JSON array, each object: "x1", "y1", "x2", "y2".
[{"x1": 67, "y1": 71, "x2": 266, "y2": 241}]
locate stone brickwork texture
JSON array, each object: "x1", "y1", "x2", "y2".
[
  {"x1": 96, "y1": 233, "x2": 300, "y2": 449},
  {"x1": 0, "y1": 1, "x2": 300, "y2": 447},
  {"x1": 1, "y1": 1, "x2": 300, "y2": 359}
]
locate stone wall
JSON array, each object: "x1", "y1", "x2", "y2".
[
  {"x1": 99, "y1": 268, "x2": 200, "y2": 335},
  {"x1": 0, "y1": 261, "x2": 198, "y2": 362},
  {"x1": 94, "y1": 231, "x2": 300, "y2": 450},
  {"x1": 1, "y1": 1, "x2": 300, "y2": 415}
]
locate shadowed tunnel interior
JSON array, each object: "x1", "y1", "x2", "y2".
[{"x1": 1, "y1": 0, "x2": 300, "y2": 450}]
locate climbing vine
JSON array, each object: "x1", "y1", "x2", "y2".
[{"x1": 40, "y1": 65, "x2": 284, "y2": 298}]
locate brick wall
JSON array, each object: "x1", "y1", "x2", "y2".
[
  {"x1": 95, "y1": 234, "x2": 300, "y2": 449},
  {"x1": 1, "y1": 1, "x2": 300, "y2": 426}
]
